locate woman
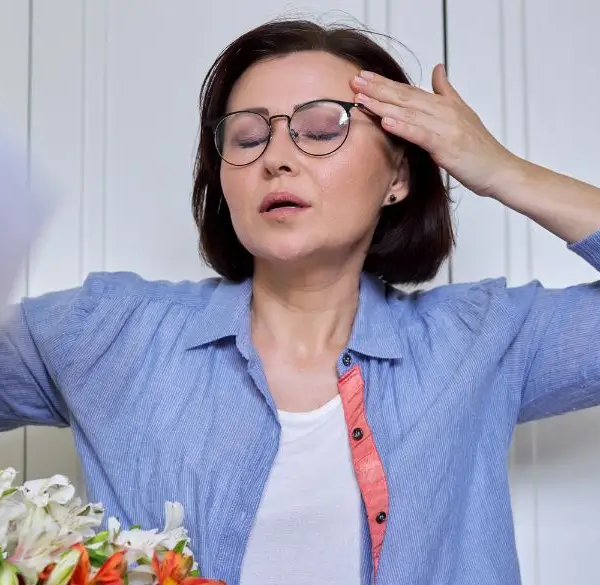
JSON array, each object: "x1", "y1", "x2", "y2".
[{"x1": 2, "y1": 17, "x2": 600, "y2": 585}]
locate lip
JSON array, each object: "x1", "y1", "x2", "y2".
[{"x1": 259, "y1": 191, "x2": 311, "y2": 214}]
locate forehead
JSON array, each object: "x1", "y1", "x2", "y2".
[{"x1": 226, "y1": 51, "x2": 360, "y2": 113}]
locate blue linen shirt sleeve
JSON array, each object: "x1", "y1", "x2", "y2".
[
  {"x1": 517, "y1": 228, "x2": 600, "y2": 422},
  {"x1": 0, "y1": 285, "x2": 90, "y2": 430}
]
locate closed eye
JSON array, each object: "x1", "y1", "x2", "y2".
[
  {"x1": 237, "y1": 137, "x2": 268, "y2": 148},
  {"x1": 303, "y1": 131, "x2": 342, "y2": 141}
]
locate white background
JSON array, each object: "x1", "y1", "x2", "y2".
[{"x1": 1, "y1": 1, "x2": 599, "y2": 583}]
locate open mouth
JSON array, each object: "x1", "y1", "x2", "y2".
[
  {"x1": 265, "y1": 200, "x2": 304, "y2": 211},
  {"x1": 260, "y1": 193, "x2": 310, "y2": 213}
]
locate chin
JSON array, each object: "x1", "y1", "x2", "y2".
[
  {"x1": 245, "y1": 236, "x2": 321, "y2": 265},
  {"x1": 257, "y1": 246, "x2": 314, "y2": 264}
]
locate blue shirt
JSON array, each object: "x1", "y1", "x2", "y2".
[{"x1": 2, "y1": 228, "x2": 600, "y2": 585}]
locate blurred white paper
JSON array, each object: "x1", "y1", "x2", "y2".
[{"x1": 0, "y1": 128, "x2": 53, "y2": 313}]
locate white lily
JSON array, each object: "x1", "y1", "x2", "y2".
[
  {"x1": 124, "y1": 563, "x2": 155, "y2": 585},
  {"x1": 0, "y1": 497, "x2": 27, "y2": 556},
  {"x1": 108, "y1": 502, "x2": 191, "y2": 564},
  {"x1": 7, "y1": 506, "x2": 82, "y2": 583},
  {"x1": 162, "y1": 502, "x2": 184, "y2": 533},
  {"x1": 157, "y1": 502, "x2": 191, "y2": 555},
  {"x1": 111, "y1": 524, "x2": 161, "y2": 564},
  {"x1": 0, "y1": 470, "x2": 17, "y2": 496},
  {"x1": 20, "y1": 475, "x2": 75, "y2": 508},
  {"x1": 47, "y1": 499, "x2": 103, "y2": 541},
  {"x1": 1, "y1": 470, "x2": 199, "y2": 585}
]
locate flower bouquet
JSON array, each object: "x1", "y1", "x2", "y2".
[{"x1": 0, "y1": 469, "x2": 224, "y2": 585}]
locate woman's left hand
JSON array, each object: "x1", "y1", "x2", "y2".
[{"x1": 350, "y1": 65, "x2": 527, "y2": 198}]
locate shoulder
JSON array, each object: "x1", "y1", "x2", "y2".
[
  {"x1": 20, "y1": 271, "x2": 226, "y2": 350},
  {"x1": 18, "y1": 271, "x2": 231, "y2": 379},
  {"x1": 79, "y1": 270, "x2": 223, "y2": 307},
  {"x1": 386, "y1": 276, "x2": 542, "y2": 328}
]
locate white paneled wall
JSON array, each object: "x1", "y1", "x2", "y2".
[{"x1": 1, "y1": 1, "x2": 599, "y2": 582}]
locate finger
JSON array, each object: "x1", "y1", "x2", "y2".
[
  {"x1": 431, "y1": 63, "x2": 465, "y2": 103},
  {"x1": 355, "y1": 93, "x2": 448, "y2": 137},
  {"x1": 380, "y1": 116, "x2": 434, "y2": 151},
  {"x1": 350, "y1": 72, "x2": 441, "y2": 115},
  {"x1": 354, "y1": 93, "x2": 443, "y2": 153},
  {"x1": 355, "y1": 93, "x2": 428, "y2": 127}
]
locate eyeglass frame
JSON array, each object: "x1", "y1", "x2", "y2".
[{"x1": 205, "y1": 98, "x2": 378, "y2": 167}]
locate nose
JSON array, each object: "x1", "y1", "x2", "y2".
[{"x1": 261, "y1": 116, "x2": 299, "y2": 176}]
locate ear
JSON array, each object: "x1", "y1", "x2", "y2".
[{"x1": 382, "y1": 153, "x2": 410, "y2": 208}]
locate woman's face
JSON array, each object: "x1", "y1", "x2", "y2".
[{"x1": 220, "y1": 50, "x2": 408, "y2": 270}]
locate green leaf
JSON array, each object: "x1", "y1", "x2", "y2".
[
  {"x1": 85, "y1": 531, "x2": 109, "y2": 545},
  {"x1": 188, "y1": 570, "x2": 199, "y2": 578},
  {"x1": 87, "y1": 550, "x2": 109, "y2": 568},
  {"x1": 45, "y1": 549, "x2": 81, "y2": 585},
  {"x1": 0, "y1": 488, "x2": 17, "y2": 499},
  {"x1": 0, "y1": 562, "x2": 19, "y2": 585},
  {"x1": 129, "y1": 525, "x2": 141, "y2": 531},
  {"x1": 172, "y1": 540, "x2": 187, "y2": 554}
]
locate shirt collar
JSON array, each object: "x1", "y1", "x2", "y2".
[
  {"x1": 347, "y1": 272, "x2": 403, "y2": 359},
  {"x1": 183, "y1": 272, "x2": 403, "y2": 360}
]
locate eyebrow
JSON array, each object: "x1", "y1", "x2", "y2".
[{"x1": 231, "y1": 100, "x2": 337, "y2": 116}]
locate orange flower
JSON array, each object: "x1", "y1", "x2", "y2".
[
  {"x1": 38, "y1": 563, "x2": 57, "y2": 582},
  {"x1": 69, "y1": 544, "x2": 126, "y2": 585},
  {"x1": 151, "y1": 551, "x2": 224, "y2": 585}
]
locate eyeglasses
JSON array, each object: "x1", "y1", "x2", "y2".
[{"x1": 208, "y1": 99, "x2": 372, "y2": 166}]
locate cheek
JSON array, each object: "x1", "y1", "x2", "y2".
[
  {"x1": 220, "y1": 169, "x2": 251, "y2": 219},
  {"x1": 318, "y1": 153, "x2": 390, "y2": 218}
]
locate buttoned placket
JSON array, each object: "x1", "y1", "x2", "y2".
[{"x1": 337, "y1": 350, "x2": 390, "y2": 582}]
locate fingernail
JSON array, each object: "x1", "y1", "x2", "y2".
[
  {"x1": 355, "y1": 93, "x2": 369, "y2": 102},
  {"x1": 382, "y1": 117, "x2": 396, "y2": 127},
  {"x1": 360, "y1": 70, "x2": 375, "y2": 79},
  {"x1": 354, "y1": 75, "x2": 367, "y2": 86}
]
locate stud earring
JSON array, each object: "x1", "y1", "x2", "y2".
[{"x1": 388, "y1": 194, "x2": 397, "y2": 204}]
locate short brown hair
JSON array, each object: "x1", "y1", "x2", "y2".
[{"x1": 192, "y1": 19, "x2": 454, "y2": 285}]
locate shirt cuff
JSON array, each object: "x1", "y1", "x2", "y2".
[{"x1": 568, "y1": 227, "x2": 600, "y2": 271}]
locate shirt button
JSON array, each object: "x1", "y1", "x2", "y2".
[
  {"x1": 342, "y1": 353, "x2": 352, "y2": 366},
  {"x1": 376, "y1": 511, "x2": 387, "y2": 524},
  {"x1": 352, "y1": 427, "x2": 364, "y2": 441}
]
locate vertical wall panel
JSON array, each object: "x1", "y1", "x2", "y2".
[
  {"x1": 364, "y1": 0, "x2": 386, "y2": 33},
  {"x1": 0, "y1": 0, "x2": 29, "y2": 477},
  {"x1": 501, "y1": 0, "x2": 532, "y2": 288},
  {"x1": 445, "y1": 1, "x2": 509, "y2": 283},
  {"x1": 82, "y1": 0, "x2": 109, "y2": 276},
  {"x1": 28, "y1": 0, "x2": 84, "y2": 294}
]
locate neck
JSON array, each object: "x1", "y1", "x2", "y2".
[{"x1": 251, "y1": 260, "x2": 362, "y2": 359}]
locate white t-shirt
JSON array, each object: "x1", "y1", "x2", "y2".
[{"x1": 239, "y1": 395, "x2": 363, "y2": 585}]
